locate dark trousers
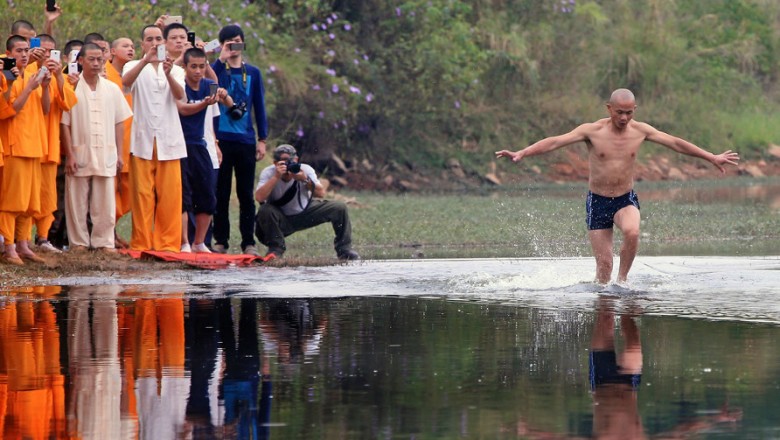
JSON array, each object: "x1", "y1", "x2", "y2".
[
  {"x1": 255, "y1": 199, "x2": 353, "y2": 255},
  {"x1": 214, "y1": 140, "x2": 256, "y2": 250}
]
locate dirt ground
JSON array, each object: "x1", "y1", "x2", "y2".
[{"x1": 0, "y1": 248, "x2": 346, "y2": 289}]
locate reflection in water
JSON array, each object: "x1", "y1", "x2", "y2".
[
  {"x1": 0, "y1": 287, "x2": 66, "y2": 439},
  {"x1": 590, "y1": 298, "x2": 644, "y2": 439},
  {"x1": 26, "y1": 291, "x2": 327, "y2": 439},
  {"x1": 0, "y1": 287, "x2": 776, "y2": 438},
  {"x1": 586, "y1": 298, "x2": 743, "y2": 440}
]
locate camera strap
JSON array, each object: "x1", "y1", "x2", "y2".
[{"x1": 269, "y1": 181, "x2": 300, "y2": 208}]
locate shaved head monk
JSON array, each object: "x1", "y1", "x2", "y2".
[{"x1": 496, "y1": 88, "x2": 739, "y2": 284}]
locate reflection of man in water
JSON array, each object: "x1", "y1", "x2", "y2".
[
  {"x1": 496, "y1": 89, "x2": 739, "y2": 284},
  {"x1": 590, "y1": 298, "x2": 644, "y2": 439},
  {"x1": 0, "y1": 288, "x2": 66, "y2": 439},
  {"x1": 67, "y1": 286, "x2": 123, "y2": 439},
  {"x1": 218, "y1": 297, "x2": 262, "y2": 438}
]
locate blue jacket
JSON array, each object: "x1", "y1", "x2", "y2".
[{"x1": 212, "y1": 59, "x2": 269, "y2": 144}]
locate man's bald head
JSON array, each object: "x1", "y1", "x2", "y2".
[
  {"x1": 609, "y1": 88, "x2": 635, "y2": 105},
  {"x1": 10, "y1": 20, "x2": 36, "y2": 41},
  {"x1": 111, "y1": 37, "x2": 133, "y2": 49}
]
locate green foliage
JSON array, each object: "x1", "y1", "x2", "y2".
[{"x1": 4, "y1": 0, "x2": 780, "y2": 172}]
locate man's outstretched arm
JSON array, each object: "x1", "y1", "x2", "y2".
[
  {"x1": 644, "y1": 125, "x2": 739, "y2": 173},
  {"x1": 495, "y1": 124, "x2": 591, "y2": 163}
]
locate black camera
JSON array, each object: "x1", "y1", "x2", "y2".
[
  {"x1": 285, "y1": 160, "x2": 301, "y2": 174},
  {"x1": 228, "y1": 102, "x2": 247, "y2": 120}
]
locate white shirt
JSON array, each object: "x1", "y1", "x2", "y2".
[
  {"x1": 256, "y1": 163, "x2": 320, "y2": 216},
  {"x1": 204, "y1": 104, "x2": 220, "y2": 169},
  {"x1": 62, "y1": 76, "x2": 133, "y2": 177},
  {"x1": 123, "y1": 60, "x2": 187, "y2": 161}
]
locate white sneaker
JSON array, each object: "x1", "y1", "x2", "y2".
[
  {"x1": 192, "y1": 243, "x2": 212, "y2": 253},
  {"x1": 37, "y1": 240, "x2": 63, "y2": 253},
  {"x1": 180, "y1": 243, "x2": 192, "y2": 253}
]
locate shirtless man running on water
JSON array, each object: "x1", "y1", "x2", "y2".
[{"x1": 495, "y1": 89, "x2": 740, "y2": 284}]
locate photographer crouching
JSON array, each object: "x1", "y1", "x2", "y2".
[{"x1": 254, "y1": 144, "x2": 360, "y2": 261}]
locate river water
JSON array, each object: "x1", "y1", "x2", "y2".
[
  {"x1": 1, "y1": 256, "x2": 779, "y2": 439},
  {"x1": 1, "y1": 180, "x2": 779, "y2": 439}
]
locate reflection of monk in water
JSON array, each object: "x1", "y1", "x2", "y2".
[
  {"x1": 512, "y1": 298, "x2": 742, "y2": 439},
  {"x1": 589, "y1": 298, "x2": 743, "y2": 440},
  {"x1": 590, "y1": 298, "x2": 645, "y2": 439},
  {"x1": 0, "y1": 287, "x2": 66, "y2": 439}
]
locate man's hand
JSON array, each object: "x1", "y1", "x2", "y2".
[
  {"x1": 117, "y1": 157, "x2": 124, "y2": 173},
  {"x1": 495, "y1": 149, "x2": 523, "y2": 162},
  {"x1": 255, "y1": 140, "x2": 266, "y2": 161},
  {"x1": 40, "y1": 67, "x2": 52, "y2": 87},
  {"x1": 154, "y1": 15, "x2": 169, "y2": 31},
  {"x1": 711, "y1": 150, "x2": 740, "y2": 173},
  {"x1": 203, "y1": 93, "x2": 219, "y2": 106},
  {"x1": 162, "y1": 56, "x2": 173, "y2": 76},
  {"x1": 273, "y1": 159, "x2": 288, "y2": 177},
  {"x1": 67, "y1": 71, "x2": 79, "y2": 86},
  {"x1": 45, "y1": 59, "x2": 63, "y2": 82},
  {"x1": 44, "y1": 4, "x2": 63, "y2": 26},
  {"x1": 28, "y1": 68, "x2": 46, "y2": 90},
  {"x1": 64, "y1": 154, "x2": 78, "y2": 175},
  {"x1": 141, "y1": 45, "x2": 158, "y2": 64},
  {"x1": 29, "y1": 47, "x2": 46, "y2": 63}
]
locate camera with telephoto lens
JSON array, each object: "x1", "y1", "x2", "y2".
[
  {"x1": 285, "y1": 160, "x2": 301, "y2": 174},
  {"x1": 228, "y1": 102, "x2": 247, "y2": 120}
]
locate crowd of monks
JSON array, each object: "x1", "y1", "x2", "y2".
[{"x1": 1, "y1": 8, "x2": 248, "y2": 265}]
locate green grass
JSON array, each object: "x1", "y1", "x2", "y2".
[
  {"x1": 718, "y1": 109, "x2": 780, "y2": 156},
  {"x1": 117, "y1": 177, "x2": 780, "y2": 260}
]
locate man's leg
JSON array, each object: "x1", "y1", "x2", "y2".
[
  {"x1": 618, "y1": 313, "x2": 642, "y2": 375},
  {"x1": 64, "y1": 175, "x2": 91, "y2": 248},
  {"x1": 213, "y1": 143, "x2": 237, "y2": 249},
  {"x1": 89, "y1": 176, "x2": 117, "y2": 249},
  {"x1": 255, "y1": 203, "x2": 292, "y2": 255},
  {"x1": 130, "y1": 155, "x2": 156, "y2": 251},
  {"x1": 232, "y1": 142, "x2": 257, "y2": 251},
  {"x1": 34, "y1": 162, "x2": 58, "y2": 246},
  {"x1": 114, "y1": 171, "x2": 132, "y2": 248},
  {"x1": 152, "y1": 158, "x2": 183, "y2": 252},
  {"x1": 591, "y1": 297, "x2": 616, "y2": 351},
  {"x1": 588, "y1": 228, "x2": 614, "y2": 284},
  {"x1": 613, "y1": 205, "x2": 641, "y2": 283},
  {"x1": 288, "y1": 200, "x2": 354, "y2": 256}
]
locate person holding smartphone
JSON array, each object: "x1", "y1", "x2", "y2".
[
  {"x1": 176, "y1": 48, "x2": 232, "y2": 253},
  {"x1": 211, "y1": 25, "x2": 268, "y2": 256},
  {"x1": 122, "y1": 24, "x2": 187, "y2": 253},
  {"x1": 30, "y1": 34, "x2": 77, "y2": 254},
  {"x1": 0, "y1": 35, "x2": 52, "y2": 265}
]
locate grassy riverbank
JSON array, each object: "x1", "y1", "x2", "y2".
[{"x1": 183, "y1": 177, "x2": 780, "y2": 260}]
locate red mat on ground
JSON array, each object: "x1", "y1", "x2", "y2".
[{"x1": 121, "y1": 249, "x2": 273, "y2": 269}]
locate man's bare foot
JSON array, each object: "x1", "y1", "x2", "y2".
[
  {"x1": 18, "y1": 251, "x2": 46, "y2": 263},
  {"x1": 17, "y1": 241, "x2": 46, "y2": 263},
  {"x1": 3, "y1": 244, "x2": 25, "y2": 265}
]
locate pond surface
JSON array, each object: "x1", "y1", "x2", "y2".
[{"x1": 2, "y1": 256, "x2": 779, "y2": 439}]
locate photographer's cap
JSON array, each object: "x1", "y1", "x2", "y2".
[{"x1": 273, "y1": 144, "x2": 297, "y2": 161}]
